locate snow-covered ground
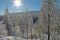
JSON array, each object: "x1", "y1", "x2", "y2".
[
  {"x1": 0, "y1": 35, "x2": 60, "y2": 40},
  {"x1": 0, "y1": 36, "x2": 39, "y2": 40}
]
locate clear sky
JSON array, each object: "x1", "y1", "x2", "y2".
[
  {"x1": 0, "y1": 0, "x2": 41, "y2": 15},
  {"x1": 0, "y1": 0, "x2": 60, "y2": 15}
]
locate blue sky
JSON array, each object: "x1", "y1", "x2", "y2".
[
  {"x1": 0, "y1": 0, "x2": 41, "y2": 15},
  {"x1": 0, "y1": 0, "x2": 60, "y2": 15}
]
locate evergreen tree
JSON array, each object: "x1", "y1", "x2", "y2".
[{"x1": 39, "y1": 0, "x2": 58, "y2": 40}]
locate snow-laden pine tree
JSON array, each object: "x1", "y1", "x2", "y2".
[
  {"x1": 39, "y1": 0, "x2": 59, "y2": 40},
  {"x1": 4, "y1": 7, "x2": 15, "y2": 36}
]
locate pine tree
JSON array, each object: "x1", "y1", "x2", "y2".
[{"x1": 39, "y1": 0, "x2": 58, "y2": 40}]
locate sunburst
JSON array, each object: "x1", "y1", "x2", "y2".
[{"x1": 13, "y1": 0, "x2": 22, "y2": 7}]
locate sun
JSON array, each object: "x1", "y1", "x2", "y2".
[{"x1": 13, "y1": 0, "x2": 22, "y2": 7}]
